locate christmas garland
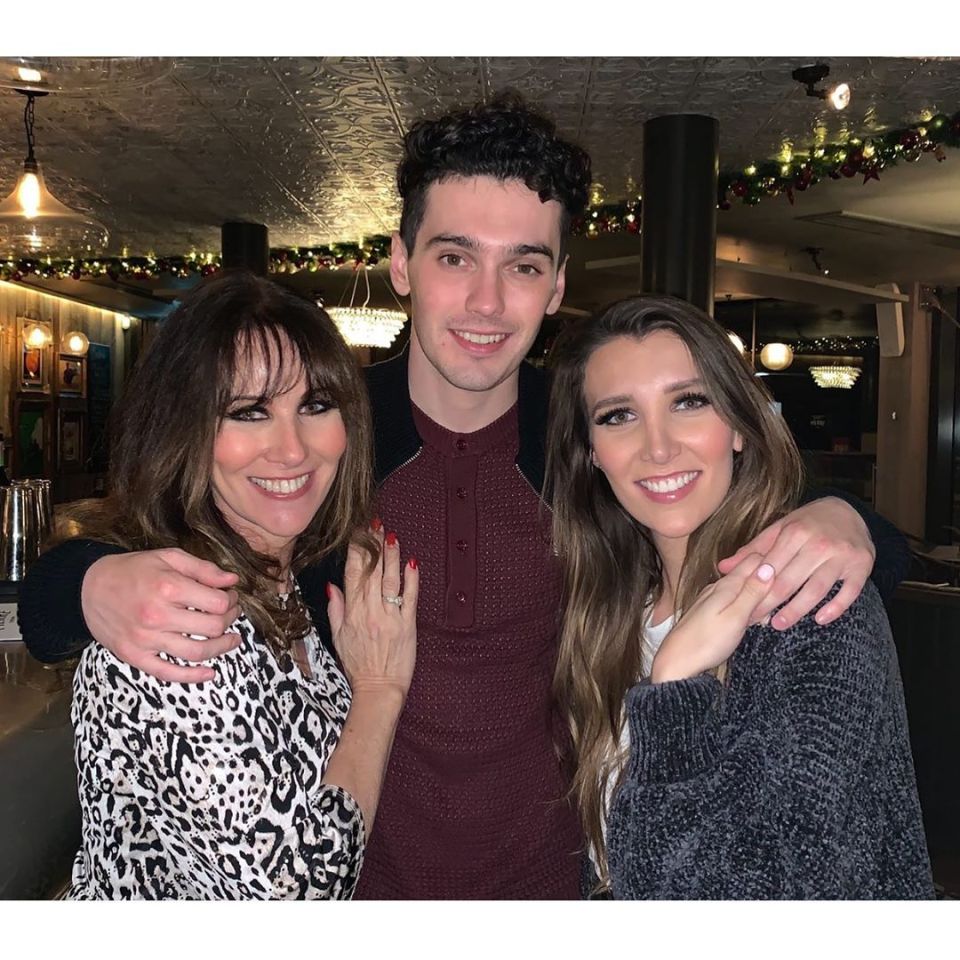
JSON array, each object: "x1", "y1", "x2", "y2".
[
  {"x1": 718, "y1": 109, "x2": 960, "y2": 208},
  {"x1": 0, "y1": 236, "x2": 393, "y2": 284},
  {"x1": 570, "y1": 108, "x2": 960, "y2": 235},
  {"x1": 2, "y1": 107, "x2": 958, "y2": 277}
]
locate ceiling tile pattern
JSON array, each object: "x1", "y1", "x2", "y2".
[{"x1": 1, "y1": 56, "x2": 959, "y2": 256}]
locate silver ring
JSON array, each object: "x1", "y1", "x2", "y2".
[{"x1": 382, "y1": 594, "x2": 403, "y2": 607}]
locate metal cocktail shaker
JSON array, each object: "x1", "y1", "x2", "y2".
[{"x1": 0, "y1": 482, "x2": 40, "y2": 581}]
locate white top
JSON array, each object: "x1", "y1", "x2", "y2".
[
  {"x1": 67, "y1": 593, "x2": 364, "y2": 900},
  {"x1": 590, "y1": 611, "x2": 675, "y2": 874}
]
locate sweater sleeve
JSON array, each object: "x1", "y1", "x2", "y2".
[
  {"x1": 801, "y1": 485, "x2": 910, "y2": 603},
  {"x1": 20, "y1": 538, "x2": 129, "y2": 663},
  {"x1": 606, "y1": 584, "x2": 926, "y2": 899}
]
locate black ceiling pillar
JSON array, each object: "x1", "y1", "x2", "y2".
[
  {"x1": 640, "y1": 114, "x2": 719, "y2": 315},
  {"x1": 221, "y1": 221, "x2": 269, "y2": 276}
]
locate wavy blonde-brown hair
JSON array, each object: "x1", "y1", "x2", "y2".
[
  {"x1": 62, "y1": 270, "x2": 377, "y2": 655},
  {"x1": 544, "y1": 295, "x2": 804, "y2": 890}
]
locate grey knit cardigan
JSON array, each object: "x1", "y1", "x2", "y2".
[{"x1": 607, "y1": 582, "x2": 934, "y2": 899}]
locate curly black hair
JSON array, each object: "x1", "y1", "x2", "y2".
[{"x1": 396, "y1": 92, "x2": 592, "y2": 260}]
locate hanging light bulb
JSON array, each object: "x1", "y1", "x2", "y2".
[
  {"x1": 0, "y1": 89, "x2": 108, "y2": 258},
  {"x1": 760, "y1": 343, "x2": 794, "y2": 371}
]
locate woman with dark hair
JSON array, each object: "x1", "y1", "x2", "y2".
[
  {"x1": 545, "y1": 295, "x2": 933, "y2": 899},
  {"x1": 66, "y1": 270, "x2": 418, "y2": 899}
]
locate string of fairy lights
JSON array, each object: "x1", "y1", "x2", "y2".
[{"x1": 1, "y1": 108, "x2": 957, "y2": 281}]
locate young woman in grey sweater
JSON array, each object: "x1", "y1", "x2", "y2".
[{"x1": 546, "y1": 296, "x2": 933, "y2": 900}]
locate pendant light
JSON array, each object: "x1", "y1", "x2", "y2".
[{"x1": 0, "y1": 87, "x2": 108, "y2": 257}]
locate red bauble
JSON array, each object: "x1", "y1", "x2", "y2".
[
  {"x1": 847, "y1": 147, "x2": 864, "y2": 168},
  {"x1": 71, "y1": 268, "x2": 82, "y2": 280},
  {"x1": 626, "y1": 219, "x2": 641, "y2": 232},
  {"x1": 731, "y1": 180, "x2": 748, "y2": 198},
  {"x1": 840, "y1": 163, "x2": 857, "y2": 178},
  {"x1": 900, "y1": 131, "x2": 920, "y2": 150}
]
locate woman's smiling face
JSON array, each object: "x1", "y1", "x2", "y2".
[{"x1": 584, "y1": 330, "x2": 742, "y2": 561}]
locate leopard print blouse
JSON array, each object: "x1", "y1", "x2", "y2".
[{"x1": 67, "y1": 598, "x2": 363, "y2": 899}]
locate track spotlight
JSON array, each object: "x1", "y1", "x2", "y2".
[{"x1": 792, "y1": 63, "x2": 851, "y2": 112}]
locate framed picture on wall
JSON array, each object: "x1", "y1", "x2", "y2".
[
  {"x1": 58, "y1": 356, "x2": 86, "y2": 396},
  {"x1": 58, "y1": 409, "x2": 86, "y2": 471},
  {"x1": 17, "y1": 317, "x2": 52, "y2": 393},
  {"x1": 13, "y1": 397, "x2": 52, "y2": 478}
]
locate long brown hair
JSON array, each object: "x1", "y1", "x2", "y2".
[
  {"x1": 545, "y1": 295, "x2": 804, "y2": 889},
  {"x1": 64, "y1": 270, "x2": 376, "y2": 653}
]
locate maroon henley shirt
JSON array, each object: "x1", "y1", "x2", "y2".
[{"x1": 353, "y1": 400, "x2": 583, "y2": 899}]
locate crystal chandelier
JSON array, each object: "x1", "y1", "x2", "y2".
[
  {"x1": 326, "y1": 265, "x2": 407, "y2": 349},
  {"x1": 0, "y1": 86, "x2": 108, "y2": 257},
  {"x1": 809, "y1": 365, "x2": 861, "y2": 389}
]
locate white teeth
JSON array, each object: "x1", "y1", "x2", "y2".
[
  {"x1": 251, "y1": 474, "x2": 309, "y2": 494},
  {"x1": 639, "y1": 471, "x2": 698, "y2": 494},
  {"x1": 454, "y1": 330, "x2": 507, "y2": 345}
]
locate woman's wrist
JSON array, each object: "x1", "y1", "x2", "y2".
[{"x1": 348, "y1": 680, "x2": 408, "y2": 712}]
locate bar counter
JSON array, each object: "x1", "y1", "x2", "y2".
[{"x1": 0, "y1": 641, "x2": 80, "y2": 899}]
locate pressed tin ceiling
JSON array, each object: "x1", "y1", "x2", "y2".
[{"x1": 1, "y1": 55, "x2": 960, "y2": 289}]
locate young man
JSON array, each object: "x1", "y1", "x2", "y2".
[{"x1": 22, "y1": 95, "x2": 902, "y2": 899}]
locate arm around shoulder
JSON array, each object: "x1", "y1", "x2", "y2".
[{"x1": 20, "y1": 538, "x2": 128, "y2": 663}]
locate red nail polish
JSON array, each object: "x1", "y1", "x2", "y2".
[
  {"x1": 371, "y1": 517, "x2": 382, "y2": 532},
  {"x1": 408, "y1": 555, "x2": 418, "y2": 570},
  {"x1": 386, "y1": 531, "x2": 398, "y2": 547},
  {"x1": 325, "y1": 582, "x2": 333, "y2": 600}
]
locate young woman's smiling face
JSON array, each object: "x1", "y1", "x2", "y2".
[{"x1": 584, "y1": 330, "x2": 742, "y2": 564}]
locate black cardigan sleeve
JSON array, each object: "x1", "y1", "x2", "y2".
[
  {"x1": 19, "y1": 538, "x2": 129, "y2": 663},
  {"x1": 801, "y1": 486, "x2": 910, "y2": 605},
  {"x1": 20, "y1": 538, "x2": 350, "y2": 664}
]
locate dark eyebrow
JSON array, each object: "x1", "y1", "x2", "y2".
[
  {"x1": 425, "y1": 233, "x2": 477, "y2": 250},
  {"x1": 509, "y1": 243, "x2": 555, "y2": 264},
  {"x1": 666, "y1": 378, "x2": 705, "y2": 393},
  {"x1": 424, "y1": 235, "x2": 555, "y2": 265},
  {"x1": 590, "y1": 394, "x2": 632, "y2": 416}
]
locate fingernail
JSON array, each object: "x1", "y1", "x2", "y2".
[
  {"x1": 756, "y1": 563, "x2": 775, "y2": 582},
  {"x1": 386, "y1": 531, "x2": 398, "y2": 547},
  {"x1": 408, "y1": 555, "x2": 417, "y2": 570},
  {"x1": 773, "y1": 613, "x2": 788, "y2": 629},
  {"x1": 371, "y1": 517, "x2": 382, "y2": 532},
  {"x1": 325, "y1": 581, "x2": 333, "y2": 600}
]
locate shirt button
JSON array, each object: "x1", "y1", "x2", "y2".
[
  {"x1": 456, "y1": 487, "x2": 467, "y2": 500},
  {"x1": 456, "y1": 539, "x2": 468, "y2": 552},
  {"x1": 455, "y1": 438, "x2": 468, "y2": 451},
  {"x1": 455, "y1": 591, "x2": 466, "y2": 604}
]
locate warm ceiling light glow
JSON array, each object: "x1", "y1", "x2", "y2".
[
  {"x1": 728, "y1": 332, "x2": 746, "y2": 354},
  {"x1": 62, "y1": 330, "x2": 90, "y2": 356},
  {"x1": 118, "y1": 313, "x2": 132, "y2": 330},
  {"x1": 0, "y1": 90, "x2": 108, "y2": 257},
  {"x1": 828, "y1": 83, "x2": 851, "y2": 111},
  {"x1": 17, "y1": 67, "x2": 42, "y2": 84},
  {"x1": 810, "y1": 365, "x2": 861, "y2": 389},
  {"x1": 760, "y1": 343, "x2": 794, "y2": 371}
]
